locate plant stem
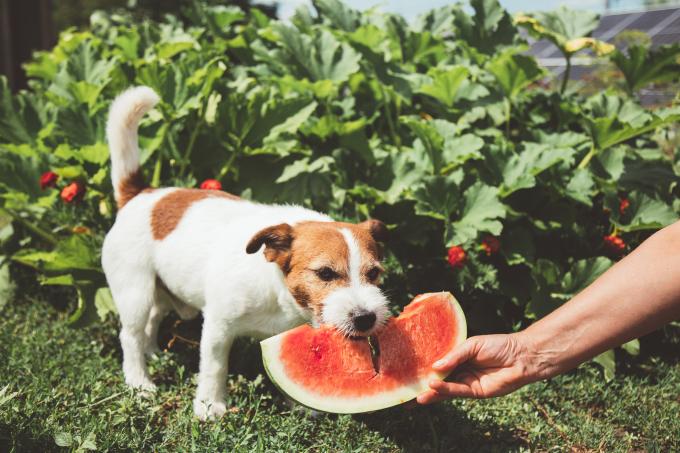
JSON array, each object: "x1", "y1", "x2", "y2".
[
  {"x1": 560, "y1": 55, "x2": 572, "y2": 95},
  {"x1": 504, "y1": 97, "x2": 511, "y2": 138},
  {"x1": 217, "y1": 143, "x2": 240, "y2": 180},
  {"x1": 381, "y1": 84, "x2": 400, "y2": 148},
  {"x1": 577, "y1": 144, "x2": 597, "y2": 169},
  {"x1": 179, "y1": 116, "x2": 202, "y2": 178},
  {"x1": 151, "y1": 153, "x2": 163, "y2": 187},
  {"x1": 0, "y1": 208, "x2": 58, "y2": 246}
]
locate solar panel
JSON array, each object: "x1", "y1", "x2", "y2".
[{"x1": 626, "y1": 9, "x2": 672, "y2": 32}]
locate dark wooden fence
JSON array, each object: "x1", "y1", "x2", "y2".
[{"x1": 0, "y1": 0, "x2": 54, "y2": 91}]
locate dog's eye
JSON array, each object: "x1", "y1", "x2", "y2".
[
  {"x1": 366, "y1": 267, "x2": 381, "y2": 282},
  {"x1": 316, "y1": 267, "x2": 339, "y2": 282}
]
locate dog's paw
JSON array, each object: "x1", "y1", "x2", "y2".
[
  {"x1": 193, "y1": 399, "x2": 227, "y2": 421},
  {"x1": 144, "y1": 344, "x2": 162, "y2": 357},
  {"x1": 126, "y1": 376, "x2": 157, "y2": 396}
]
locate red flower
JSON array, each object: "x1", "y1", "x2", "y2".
[
  {"x1": 200, "y1": 179, "x2": 222, "y2": 191},
  {"x1": 619, "y1": 198, "x2": 630, "y2": 215},
  {"x1": 61, "y1": 181, "x2": 85, "y2": 203},
  {"x1": 481, "y1": 236, "x2": 501, "y2": 256},
  {"x1": 39, "y1": 171, "x2": 58, "y2": 189},
  {"x1": 447, "y1": 245, "x2": 466, "y2": 269},
  {"x1": 603, "y1": 234, "x2": 625, "y2": 254}
]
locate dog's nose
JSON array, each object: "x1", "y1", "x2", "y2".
[{"x1": 353, "y1": 312, "x2": 376, "y2": 332}]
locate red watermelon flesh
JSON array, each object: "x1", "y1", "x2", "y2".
[{"x1": 260, "y1": 292, "x2": 466, "y2": 413}]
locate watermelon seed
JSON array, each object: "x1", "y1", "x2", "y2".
[{"x1": 368, "y1": 336, "x2": 380, "y2": 374}]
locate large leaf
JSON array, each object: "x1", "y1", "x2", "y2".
[
  {"x1": 413, "y1": 173, "x2": 462, "y2": 222},
  {"x1": 271, "y1": 24, "x2": 361, "y2": 83},
  {"x1": 451, "y1": 182, "x2": 506, "y2": 244},
  {"x1": 515, "y1": 7, "x2": 613, "y2": 57},
  {"x1": 0, "y1": 77, "x2": 42, "y2": 144},
  {"x1": 452, "y1": 0, "x2": 517, "y2": 54},
  {"x1": 500, "y1": 143, "x2": 575, "y2": 197},
  {"x1": 313, "y1": 0, "x2": 361, "y2": 32},
  {"x1": 584, "y1": 94, "x2": 680, "y2": 152},
  {"x1": 611, "y1": 43, "x2": 680, "y2": 94},
  {"x1": 609, "y1": 191, "x2": 678, "y2": 232},
  {"x1": 418, "y1": 66, "x2": 470, "y2": 108},
  {"x1": 487, "y1": 49, "x2": 545, "y2": 99}
]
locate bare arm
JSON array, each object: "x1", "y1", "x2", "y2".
[{"x1": 418, "y1": 220, "x2": 680, "y2": 404}]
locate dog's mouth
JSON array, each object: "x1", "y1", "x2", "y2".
[{"x1": 348, "y1": 335, "x2": 380, "y2": 373}]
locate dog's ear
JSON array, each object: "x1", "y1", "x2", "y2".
[
  {"x1": 246, "y1": 223, "x2": 294, "y2": 264},
  {"x1": 359, "y1": 219, "x2": 387, "y2": 243}
]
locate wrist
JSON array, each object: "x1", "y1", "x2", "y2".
[{"x1": 512, "y1": 329, "x2": 560, "y2": 383}]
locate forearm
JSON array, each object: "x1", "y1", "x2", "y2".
[{"x1": 519, "y1": 221, "x2": 680, "y2": 381}]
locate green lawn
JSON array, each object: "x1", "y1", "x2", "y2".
[{"x1": 1, "y1": 295, "x2": 679, "y2": 452}]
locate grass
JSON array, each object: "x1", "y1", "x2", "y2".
[{"x1": 1, "y1": 294, "x2": 679, "y2": 452}]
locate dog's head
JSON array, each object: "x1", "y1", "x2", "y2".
[{"x1": 246, "y1": 220, "x2": 389, "y2": 336}]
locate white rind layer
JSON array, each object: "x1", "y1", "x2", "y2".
[{"x1": 260, "y1": 292, "x2": 467, "y2": 414}]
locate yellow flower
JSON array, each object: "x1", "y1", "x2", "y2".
[{"x1": 565, "y1": 37, "x2": 615, "y2": 56}]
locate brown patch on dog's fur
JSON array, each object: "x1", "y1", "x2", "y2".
[
  {"x1": 117, "y1": 169, "x2": 149, "y2": 209},
  {"x1": 247, "y1": 221, "x2": 385, "y2": 313},
  {"x1": 151, "y1": 189, "x2": 240, "y2": 240}
]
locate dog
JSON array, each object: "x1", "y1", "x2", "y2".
[{"x1": 101, "y1": 86, "x2": 390, "y2": 420}]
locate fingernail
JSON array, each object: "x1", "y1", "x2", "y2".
[{"x1": 433, "y1": 360, "x2": 444, "y2": 368}]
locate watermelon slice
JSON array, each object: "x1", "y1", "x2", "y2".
[{"x1": 260, "y1": 292, "x2": 466, "y2": 414}]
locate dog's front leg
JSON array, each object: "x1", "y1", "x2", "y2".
[{"x1": 193, "y1": 314, "x2": 234, "y2": 421}]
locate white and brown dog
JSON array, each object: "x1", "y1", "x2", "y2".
[{"x1": 102, "y1": 87, "x2": 390, "y2": 420}]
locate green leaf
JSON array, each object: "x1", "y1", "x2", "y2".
[
  {"x1": 418, "y1": 66, "x2": 470, "y2": 108},
  {"x1": 79, "y1": 143, "x2": 109, "y2": 165},
  {"x1": 611, "y1": 44, "x2": 680, "y2": 94},
  {"x1": 13, "y1": 236, "x2": 99, "y2": 273},
  {"x1": 276, "y1": 156, "x2": 334, "y2": 183},
  {"x1": 272, "y1": 25, "x2": 361, "y2": 83},
  {"x1": 451, "y1": 182, "x2": 506, "y2": 244},
  {"x1": 560, "y1": 257, "x2": 612, "y2": 298},
  {"x1": 413, "y1": 173, "x2": 462, "y2": 221},
  {"x1": 487, "y1": 49, "x2": 545, "y2": 99},
  {"x1": 0, "y1": 385, "x2": 19, "y2": 407},
  {"x1": 611, "y1": 192, "x2": 678, "y2": 232},
  {"x1": 95, "y1": 287, "x2": 117, "y2": 320},
  {"x1": 441, "y1": 134, "x2": 484, "y2": 170},
  {"x1": 401, "y1": 117, "x2": 445, "y2": 173},
  {"x1": 313, "y1": 0, "x2": 361, "y2": 32},
  {"x1": 621, "y1": 339, "x2": 640, "y2": 356},
  {"x1": 584, "y1": 94, "x2": 680, "y2": 152},
  {"x1": 452, "y1": 0, "x2": 517, "y2": 54},
  {"x1": 54, "y1": 432, "x2": 73, "y2": 447},
  {"x1": 266, "y1": 101, "x2": 318, "y2": 143},
  {"x1": 500, "y1": 143, "x2": 575, "y2": 197},
  {"x1": 380, "y1": 147, "x2": 430, "y2": 204},
  {"x1": 592, "y1": 349, "x2": 616, "y2": 382},
  {"x1": 565, "y1": 169, "x2": 595, "y2": 206},
  {"x1": 0, "y1": 261, "x2": 14, "y2": 309},
  {"x1": 515, "y1": 7, "x2": 611, "y2": 57},
  {"x1": 0, "y1": 77, "x2": 42, "y2": 144}
]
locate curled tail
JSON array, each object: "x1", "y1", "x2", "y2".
[{"x1": 106, "y1": 86, "x2": 160, "y2": 209}]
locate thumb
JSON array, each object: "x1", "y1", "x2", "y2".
[{"x1": 432, "y1": 337, "x2": 479, "y2": 373}]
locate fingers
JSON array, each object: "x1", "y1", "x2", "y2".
[
  {"x1": 428, "y1": 379, "x2": 477, "y2": 397},
  {"x1": 432, "y1": 337, "x2": 478, "y2": 373},
  {"x1": 416, "y1": 380, "x2": 476, "y2": 405}
]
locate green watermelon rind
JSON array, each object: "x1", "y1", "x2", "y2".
[{"x1": 260, "y1": 292, "x2": 467, "y2": 414}]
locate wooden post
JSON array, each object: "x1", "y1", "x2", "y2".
[
  {"x1": 0, "y1": 0, "x2": 54, "y2": 91},
  {"x1": 0, "y1": 0, "x2": 13, "y2": 88}
]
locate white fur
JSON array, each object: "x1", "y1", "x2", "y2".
[
  {"x1": 102, "y1": 86, "x2": 389, "y2": 421},
  {"x1": 320, "y1": 229, "x2": 389, "y2": 336},
  {"x1": 106, "y1": 86, "x2": 159, "y2": 202}
]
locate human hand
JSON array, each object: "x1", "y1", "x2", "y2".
[{"x1": 417, "y1": 333, "x2": 541, "y2": 404}]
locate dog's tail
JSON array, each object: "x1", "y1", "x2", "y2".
[{"x1": 106, "y1": 86, "x2": 160, "y2": 210}]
